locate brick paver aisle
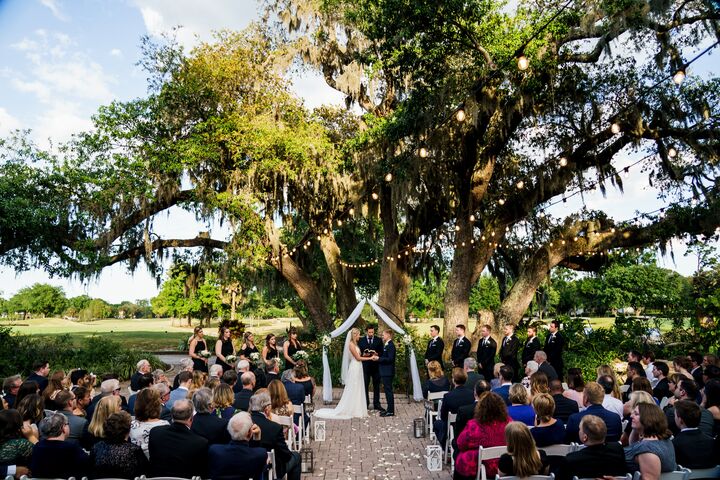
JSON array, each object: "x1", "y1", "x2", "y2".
[{"x1": 305, "y1": 388, "x2": 452, "y2": 480}]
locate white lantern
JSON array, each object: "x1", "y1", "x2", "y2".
[
  {"x1": 314, "y1": 420, "x2": 326, "y2": 442},
  {"x1": 426, "y1": 445, "x2": 443, "y2": 471}
]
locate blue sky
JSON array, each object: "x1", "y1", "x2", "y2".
[{"x1": 0, "y1": 0, "x2": 713, "y2": 303}]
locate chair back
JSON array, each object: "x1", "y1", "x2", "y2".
[
  {"x1": 620, "y1": 385, "x2": 630, "y2": 394},
  {"x1": 476, "y1": 445, "x2": 508, "y2": 480},
  {"x1": 659, "y1": 469, "x2": 691, "y2": 480},
  {"x1": 573, "y1": 474, "x2": 632, "y2": 480},
  {"x1": 428, "y1": 391, "x2": 448, "y2": 401},
  {"x1": 268, "y1": 449, "x2": 278, "y2": 480},
  {"x1": 685, "y1": 465, "x2": 720, "y2": 480},
  {"x1": 274, "y1": 415, "x2": 295, "y2": 449},
  {"x1": 541, "y1": 444, "x2": 575, "y2": 456},
  {"x1": 659, "y1": 396, "x2": 670, "y2": 409}
]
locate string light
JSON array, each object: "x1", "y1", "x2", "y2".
[
  {"x1": 517, "y1": 54, "x2": 529, "y2": 71},
  {"x1": 667, "y1": 147, "x2": 677, "y2": 158},
  {"x1": 611, "y1": 123, "x2": 621, "y2": 134},
  {"x1": 673, "y1": 68, "x2": 686, "y2": 85},
  {"x1": 517, "y1": 180, "x2": 524, "y2": 189},
  {"x1": 371, "y1": 192, "x2": 379, "y2": 200},
  {"x1": 385, "y1": 173, "x2": 393, "y2": 182},
  {"x1": 498, "y1": 198, "x2": 506, "y2": 205},
  {"x1": 559, "y1": 157, "x2": 568, "y2": 167},
  {"x1": 349, "y1": 208, "x2": 355, "y2": 216},
  {"x1": 419, "y1": 146, "x2": 429, "y2": 158},
  {"x1": 455, "y1": 108, "x2": 466, "y2": 122},
  {"x1": 470, "y1": 214, "x2": 476, "y2": 222}
]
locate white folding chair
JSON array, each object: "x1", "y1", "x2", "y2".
[
  {"x1": 620, "y1": 385, "x2": 630, "y2": 394},
  {"x1": 660, "y1": 469, "x2": 691, "y2": 480},
  {"x1": 426, "y1": 391, "x2": 447, "y2": 435},
  {"x1": 293, "y1": 403, "x2": 305, "y2": 446},
  {"x1": 659, "y1": 396, "x2": 670, "y2": 409},
  {"x1": 476, "y1": 445, "x2": 508, "y2": 480},
  {"x1": 268, "y1": 449, "x2": 287, "y2": 480},
  {"x1": 304, "y1": 395, "x2": 313, "y2": 441},
  {"x1": 685, "y1": 466, "x2": 720, "y2": 479},
  {"x1": 540, "y1": 444, "x2": 575, "y2": 456},
  {"x1": 444, "y1": 412, "x2": 457, "y2": 464},
  {"x1": 274, "y1": 415, "x2": 296, "y2": 450},
  {"x1": 497, "y1": 475, "x2": 555, "y2": 480}
]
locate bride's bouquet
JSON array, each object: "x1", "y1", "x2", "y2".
[
  {"x1": 225, "y1": 355, "x2": 237, "y2": 363},
  {"x1": 199, "y1": 350, "x2": 211, "y2": 358},
  {"x1": 292, "y1": 350, "x2": 309, "y2": 362},
  {"x1": 321, "y1": 335, "x2": 332, "y2": 347}
]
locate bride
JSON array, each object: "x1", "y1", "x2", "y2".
[{"x1": 315, "y1": 327, "x2": 377, "y2": 420}]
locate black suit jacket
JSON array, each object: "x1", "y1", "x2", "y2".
[
  {"x1": 358, "y1": 335, "x2": 383, "y2": 372},
  {"x1": 499, "y1": 335, "x2": 520, "y2": 366},
  {"x1": 208, "y1": 440, "x2": 268, "y2": 480},
  {"x1": 672, "y1": 429, "x2": 717, "y2": 469},
  {"x1": 424, "y1": 336, "x2": 445, "y2": 364},
  {"x1": 522, "y1": 337, "x2": 541, "y2": 365},
  {"x1": 653, "y1": 378, "x2": 671, "y2": 399},
  {"x1": 26, "y1": 372, "x2": 48, "y2": 392},
  {"x1": 250, "y1": 411, "x2": 293, "y2": 479},
  {"x1": 439, "y1": 385, "x2": 475, "y2": 422},
  {"x1": 452, "y1": 337, "x2": 472, "y2": 367},
  {"x1": 691, "y1": 366, "x2": 704, "y2": 388},
  {"x1": 378, "y1": 341, "x2": 396, "y2": 378},
  {"x1": 538, "y1": 362, "x2": 559, "y2": 381},
  {"x1": 453, "y1": 400, "x2": 477, "y2": 441},
  {"x1": 556, "y1": 442, "x2": 627, "y2": 480},
  {"x1": 551, "y1": 393, "x2": 579, "y2": 423},
  {"x1": 190, "y1": 412, "x2": 231, "y2": 445},
  {"x1": 130, "y1": 371, "x2": 144, "y2": 391},
  {"x1": 233, "y1": 388, "x2": 253, "y2": 411},
  {"x1": 148, "y1": 423, "x2": 209, "y2": 478},
  {"x1": 544, "y1": 332, "x2": 565, "y2": 366}
]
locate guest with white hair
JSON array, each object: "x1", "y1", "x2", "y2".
[
  {"x1": 464, "y1": 357, "x2": 483, "y2": 388},
  {"x1": 30, "y1": 413, "x2": 90, "y2": 478},
  {"x1": 233, "y1": 372, "x2": 255, "y2": 411},
  {"x1": 249, "y1": 389, "x2": 301, "y2": 480},
  {"x1": 150, "y1": 382, "x2": 172, "y2": 422},
  {"x1": 173, "y1": 358, "x2": 194, "y2": 390},
  {"x1": 209, "y1": 363, "x2": 223, "y2": 380},
  {"x1": 190, "y1": 388, "x2": 230, "y2": 445},
  {"x1": 208, "y1": 411, "x2": 267, "y2": 480},
  {"x1": 131, "y1": 360, "x2": 151, "y2": 392},
  {"x1": 522, "y1": 360, "x2": 540, "y2": 390}
]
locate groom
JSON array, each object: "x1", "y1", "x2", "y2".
[
  {"x1": 375, "y1": 329, "x2": 396, "y2": 417},
  {"x1": 358, "y1": 325, "x2": 383, "y2": 410}
]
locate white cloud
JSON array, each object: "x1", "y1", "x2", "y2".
[
  {"x1": 110, "y1": 48, "x2": 123, "y2": 57},
  {"x1": 33, "y1": 100, "x2": 93, "y2": 147},
  {"x1": 133, "y1": 0, "x2": 257, "y2": 49},
  {"x1": 0, "y1": 108, "x2": 22, "y2": 137},
  {"x1": 39, "y1": 0, "x2": 69, "y2": 22}
]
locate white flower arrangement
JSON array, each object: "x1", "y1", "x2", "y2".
[
  {"x1": 402, "y1": 334, "x2": 413, "y2": 346},
  {"x1": 225, "y1": 355, "x2": 237, "y2": 363},
  {"x1": 249, "y1": 352, "x2": 260, "y2": 362},
  {"x1": 199, "y1": 350, "x2": 211, "y2": 358},
  {"x1": 292, "y1": 350, "x2": 309, "y2": 361},
  {"x1": 321, "y1": 335, "x2": 332, "y2": 347}
]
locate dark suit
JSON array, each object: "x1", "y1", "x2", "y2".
[
  {"x1": 284, "y1": 381, "x2": 305, "y2": 405},
  {"x1": 208, "y1": 440, "x2": 268, "y2": 480},
  {"x1": 544, "y1": 332, "x2": 565, "y2": 377},
  {"x1": 30, "y1": 439, "x2": 90, "y2": 479},
  {"x1": 434, "y1": 385, "x2": 474, "y2": 445},
  {"x1": 148, "y1": 422, "x2": 208, "y2": 478},
  {"x1": 190, "y1": 412, "x2": 231, "y2": 445},
  {"x1": 378, "y1": 340, "x2": 396, "y2": 413},
  {"x1": 556, "y1": 442, "x2": 627, "y2": 480},
  {"x1": 358, "y1": 334, "x2": 384, "y2": 409},
  {"x1": 466, "y1": 371, "x2": 483, "y2": 390},
  {"x1": 522, "y1": 336, "x2": 540, "y2": 365},
  {"x1": 538, "y1": 362, "x2": 559, "y2": 382},
  {"x1": 665, "y1": 404, "x2": 714, "y2": 437},
  {"x1": 492, "y1": 384, "x2": 512, "y2": 405},
  {"x1": 653, "y1": 378, "x2": 671, "y2": 399},
  {"x1": 565, "y1": 404, "x2": 622, "y2": 444},
  {"x1": 451, "y1": 337, "x2": 472, "y2": 368},
  {"x1": 499, "y1": 335, "x2": 520, "y2": 380},
  {"x1": 253, "y1": 368, "x2": 267, "y2": 390},
  {"x1": 27, "y1": 372, "x2": 49, "y2": 392},
  {"x1": 691, "y1": 366, "x2": 704, "y2": 389},
  {"x1": 160, "y1": 404, "x2": 172, "y2": 422},
  {"x1": 234, "y1": 388, "x2": 253, "y2": 411},
  {"x1": 453, "y1": 400, "x2": 477, "y2": 443},
  {"x1": 476, "y1": 336, "x2": 497, "y2": 380},
  {"x1": 552, "y1": 393, "x2": 579, "y2": 423},
  {"x1": 265, "y1": 372, "x2": 279, "y2": 385},
  {"x1": 130, "y1": 371, "x2": 144, "y2": 392},
  {"x1": 672, "y1": 429, "x2": 716, "y2": 469},
  {"x1": 424, "y1": 336, "x2": 445, "y2": 364},
  {"x1": 250, "y1": 411, "x2": 301, "y2": 480}
]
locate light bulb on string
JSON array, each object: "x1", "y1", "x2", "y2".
[
  {"x1": 516, "y1": 180, "x2": 524, "y2": 189},
  {"x1": 611, "y1": 123, "x2": 621, "y2": 134},
  {"x1": 419, "y1": 146, "x2": 429, "y2": 158},
  {"x1": 517, "y1": 54, "x2": 529, "y2": 71},
  {"x1": 498, "y1": 198, "x2": 505, "y2": 205},
  {"x1": 673, "y1": 68, "x2": 686, "y2": 85},
  {"x1": 470, "y1": 214, "x2": 475, "y2": 222},
  {"x1": 667, "y1": 147, "x2": 677, "y2": 158},
  {"x1": 371, "y1": 192, "x2": 379, "y2": 200},
  {"x1": 454, "y1": 225, "x2": 461, "y2": 232},
  {"x1": 349, "y1": 207, "x2": 355, "y2": 216},
  {"x1": 455, "y1": 108, "x2": 466, "y2": 122},
  {"x1": 559, "y1": 157, "x2": 568, "y2": 167},
  {"x1": 337, "y1": 219, "x2": 343, "y2": 226},
  {"x1": 385, "y1": 173, "x2": 393, "y2": 182}
]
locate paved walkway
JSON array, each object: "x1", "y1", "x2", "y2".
[{"x1": 305, "y1": 388, "x2": 451, "y2": 480}]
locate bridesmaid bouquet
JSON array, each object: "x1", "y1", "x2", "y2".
[
  {"x1": 292, "y1": 350, "x2": 309, "y2": 362},
  {"x1": 199, "y1": 350, "x2": 211, "y2": 358},
  {"x1": 249, "y1": 352, "x2": 260, "y2": 362},
  {"x1": 226, "y1": 355, "x2": 237, "y2": 363}
]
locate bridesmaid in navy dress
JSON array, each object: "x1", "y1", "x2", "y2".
[{"x1": 188, "y1": 327, "x2": 208, "y2": 372}]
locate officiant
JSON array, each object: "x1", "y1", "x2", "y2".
[{"x1": 358, "y1": 324, "x2": 383, "y2": 410}]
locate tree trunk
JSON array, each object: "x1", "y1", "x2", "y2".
[{"x1": 319, "y1": 234, "x2": 359, "y2": 321}]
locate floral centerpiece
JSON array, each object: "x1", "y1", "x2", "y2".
[
  {"x1": 321, "y1": 335, "x2": 332, "y2": 348},
  {"x1": 292, "y1": 350, "x2": 309, "y2": 362},
  {"x1": 225, "y1": 355, "x2": 237, "y2": 363},
  {"x1": 199, "y1": 350, "x2": 211, "y2": 358}
]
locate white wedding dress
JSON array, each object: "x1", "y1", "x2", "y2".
[{"x1": 314, "y1": 342, "x2": 368, "y2": 420}]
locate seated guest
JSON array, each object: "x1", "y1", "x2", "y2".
[
  {"x1": 293, "y1": 362, "x2": 315, "y2": 398},
  {"x1": 563, "y1": 368, "x2": 585, "y2": 408},
  {"x1": 69, "y1": 369, "x2": 93, "y2": 390},
  {"x1": 492, "y1": 365, "x2": 514, "y2": 405},
  {"x1": 209, "y1": 363, "x2": 224, "y2": 380},
  {"x1": 190, "y1": 387, "x2": 230, "y2": 445},
  {"x1": 599, "y1": 375, "x2": 624, "y2": 418},
  {"x1": 620, "y1": 391, "x2": 656, "y2": 446},
  {"x1": 148, "y1": 399, "x2": 209, "y2": 478},
  {"x1": 565, "y1": 381, "x2": 622, "y2": 444},
  {"x1": 702, "y1": 378, "x2": 720, "y2": 436},
  {"x1": 86, "y1": 378, "x2": 122, "y2": 420},
  {"x1": 623, "y1": 376, "x2": 656, "y2": 417},
  {"x1": 208, "y1": 411, "x2": 268, "y2": 480},
  {"x1": 152, "y1": 369, "x2": 169, "y2": 386},
  {"x1": 265, "y1": 358, "x2": 281, "y2": 384},
  {"x1": 2, "y1": 375, "x2": 22, "y2": 408},
  {"x1": 55, "y1": 389, "x2": 88, "y2": 443},
  {"x1": 534, "y1": 351, "x2": 558, "y2": 382},
  {"x1": 72, "y1": 386, "x2": 92, "y2": 417},
  {"x1": 434, "y1": 368, "x2": 475, "y2": 446},
  {"x1": 131, "y1": 359, "x2": 152, "y2": 392},
  {"x1": 625, "y1": 403, "x2": 676, "y2": 478},
  {"x1": 672, "y1": 400, "x2": 716, "y2": 469},
  {"x1": 424, "y1": 360, "x2": 451, "y2": 399},
  {"x1": 234, "y1": 372, "x2": 255, "y2": 411},
  {"x1": 213, "y1": 383, "x2": 237, "y2": 420},
  {"x1": 221, "y1": 369, "x2": 238, "y2": 389},
  {"x1": 16, "y1": 394, "x2": 45, "y2": 428},
  {"x1": 91, "y1": 411, "x2": 148, "y2": 479},
  {"x1": 651, "y1": 361, "x2": 671, "y2": 399},
  {"x1": 672, "y1": 356, "x2": 694, "y2": 381},
  {"x1": 269, "y1": 379, "x2": 295, "y2": 419},
  {"x1": 664, "y1": 379, "x2": 714, "y2": 436},
  {"x1": 249, "y1": 389, "x2": 301, "y2": 480},
  {"x1": 453, "y1": 380, "x2": 492, "y2": 450},
  {"x1": 130, "y1": 388, "x2": 169, "y2": 458},
  {"x1": 529, "y1": 371, "x2": 550, "y2": 400},
  {"x1": 41, "y1": 370, "x2": 67, "y2": 411},
  {"x1": 491, "y1": 363, "x2": 505, "y2": 390},
  {"x1": 30, "y1": 412, "x2": 90, "y2": 479},
  {"x1": 464, "y1": 357, "x2": 483, "y2": 389},
  {"x1": 14, "y1": 381, "x2": 40, "y2": 410},
  {"x1": 83, "y1": 394, "x2": 122, "y2": 450},
  {"x1": 281, "y1": 369, "x2": 306, "y2": 406},
  {"x1": 173, "y1": 358, "x2": 194, "y2": 390},
  {"x1": 556, "y1": 415, "x2": 628, "y2": 480},
  {"x1": 455, "y1": 392, "x2": 511, "y2": 480},
  {"x1": 498, "y1": 422, "x2": 549, "y2": 477},
  {"x1": 0, "y1": 409, "x2": 37, "y2": 466},
  {"x1": 151, "y1": 382, "x2": 173, "y2": 422},
  {"x1": 26, "y1": 361, "x2": 50, "y2": 392},
  {"x1": 167, "y1": 370, "x2": 193, "y2": 409},
  {"x1": 127, "y1": 372, "x2": 154, "y2": 414},
  {"x1": 596, "y1": 365, "x2": 623, "y2": 401},
  {"x1": 530, "y1": 394, "x2": 565, "y2": 447},
  {"x1": 521, "y1": 361, "x2": 539, "y2": 390},
  {"x1": 507, "y1": 384, "x2": 535, "y2": 426},
  {"x1": 549, "y1": 380, "x2": 578, "y2": 423}
]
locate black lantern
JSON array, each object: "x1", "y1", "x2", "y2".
[
  {"x1": 414, "y1": 417, "x2": 426, "y2": 438},
  {"x1": 300, "y1": 447, "x2": 314, "y2": 473}
]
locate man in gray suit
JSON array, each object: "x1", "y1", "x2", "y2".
[
  {"x1": 464, "y1": 357, "x2": 483, "y2": 389},
  {"x1": 55, "y1": 390, "x2": 87, "y2": 443}
]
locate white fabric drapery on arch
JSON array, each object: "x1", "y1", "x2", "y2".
[{"x1": 321, "y1": 299, "x2": 423, "y2": 402}]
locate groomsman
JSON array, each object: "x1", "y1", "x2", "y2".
[
  {"x1": 358, "y1": 325, "x2": 384, "y2": 410},
  {"x1": 476, "y1": 325, "x2": 497, "y2": 381},
  {"x1": 521, "y1": 326, "x2": 541, "y2": 366},
  {"x1": 499, "y1": 324, "x2": 520, "y2": 381},
  {"x1": 377, "y1": 330, "x2": 396, "y2": 417},
  {"x1": 424, "y1": 325, "x2": 444, "y2": 365},
  {"x1": 544, "y1": 320, "x2": 565, "y2": 378},
  {"x1": 451, "y1": 325, "x2": 471, "y2": 368}
]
